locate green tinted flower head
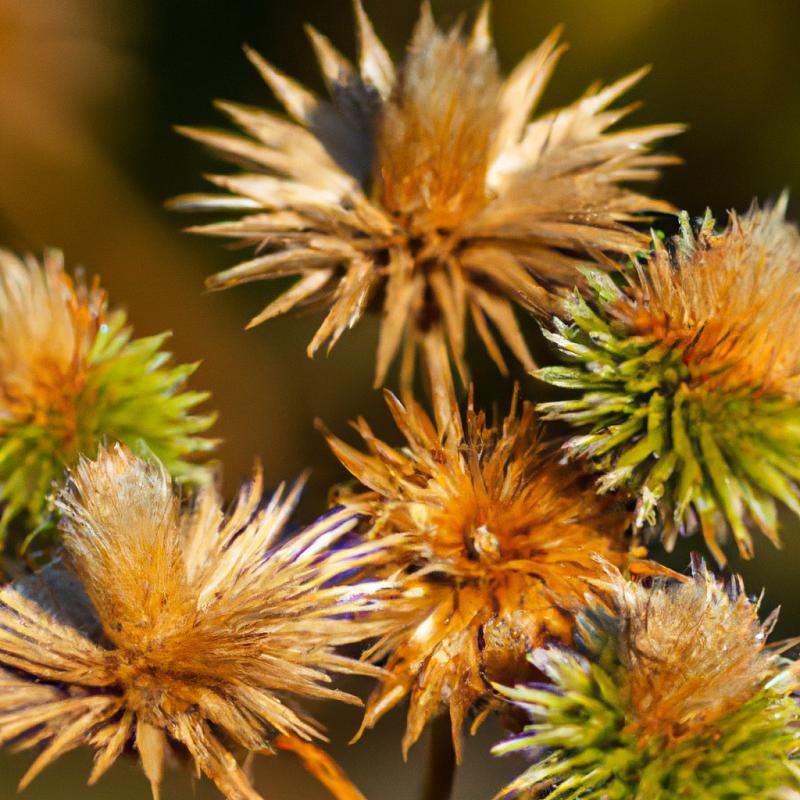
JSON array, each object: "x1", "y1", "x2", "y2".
[
  {"x1": 536, "y1": 197, "x2": 800, "y2": 564},
  {"x1": 492, "y1": 560, "x2": 800, "y2": 799},
  {"x1": 0, "y1": 249, "x2": 216, "y2": 548}
]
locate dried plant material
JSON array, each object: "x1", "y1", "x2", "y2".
[
  {"x1": 274, "y1": 736, "x2": 367, "y2": 800},
  {"x1": 607, "y1": 559, "x2": 783, "y2": 743},
  {"x1": 0, "y1": 444, "x2": 403, "y2": 799},
  {"x1": 321, "y1": 383, "x2": 638, "y2": 758},
  {"x1": 173, "y1": 1, "x2": 681, "y2": 392},
  {"x1": 536, "y1": 198, "x2": 800, "y2": 563},
  {"x1": 493, "y1": 560, "x2": 800, "y2": 799},
  {"x1": 0, "y1": 249, "x2": 214, "y2": 544}
]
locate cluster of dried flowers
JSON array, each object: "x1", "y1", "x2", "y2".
[{"x1": 0, "y1": 2, "x2": 797, "y2": 800}]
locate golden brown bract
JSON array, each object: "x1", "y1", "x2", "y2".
[
  {"x1": 175, "y1": 1, "x2": 681, "y2": 391},
  {"x1": 0, "y1": 445, "x2": 404, "y2": 799},
  {"x1": 376, "y1": 10, "x2": 500, "y2": 236},
  {"x1": 322, "y1": 385, "x2": 635, "y2": 757},
  {"x1": 618, "y1": 199, "x2": 800, "y2": 396},
  {"x1": 604, "y1": 562, "x2": 783, "y2": 745},
  {"x1": 0, "y1": 249, "x2": 103, "y2": 441}
]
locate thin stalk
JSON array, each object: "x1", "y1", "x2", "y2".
[
  {"x1": 421, "y1": 714, "x2": 457, "y2": 800},
  {"x1": 272, "y1": 737, "x2": 367, "y2": 800},
  {"x1": 421, "y1": 325, "x2": 463, "y2": 438}
]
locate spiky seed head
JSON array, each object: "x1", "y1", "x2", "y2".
[
  {"x1": 536, "y1": 198, "x2": 800, "y2": 564},
  {"x1": 173, "y1": 1, "x2": 681, "y2": 393},
  {"x1": 321, "y1": 382, "x2": 640, "y2": 758},
  {"x1": 0, "y1": 445, "x2": 405, "y2": 799},
  {"x1": 0, "y1": 249, "x2": 215, "y2": 548},
  {"x1": 493, "y1": 561, "x2": 800, "y2": 799}
]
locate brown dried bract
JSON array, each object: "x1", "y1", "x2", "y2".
[
  {"x1": 0, "y1": 445, "x2": 403, "y2": 799},
  {"x1": 322, "y1": 384, "x2": 637, "y2": 758},
  {"x1": 602, "y1": 559, "x2": 785, "y2": 744},
  {"x1": 175, "y1": 1, "x2": 681, "y2": 391},
  {"x1": 618, "y1": 198, "x2": 800, "y2": 396},
  {"x1": 0, "y1": 249, "x2": 104, "y2": 435}
]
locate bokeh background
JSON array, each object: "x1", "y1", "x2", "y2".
[{"x1": 1, "y1": 0, "x2": 799, "y2": 797}]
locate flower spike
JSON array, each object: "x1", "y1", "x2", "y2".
[
  {"x1": 493, "y1": 561, "x2": 800, "y2": 799},
  {"x1": 321, "y1": 382, "x2": 641, "y2": 758},
  {"x1": 536, "y1": 198, "x2": 800, "y2": 563},
  {"x1": 173, "y1": 2, "x2": 681, "y2": 394},
  {"x1": 0, "y1": 249, "x2": 215, "y2": 547},
  {"x1": 0, "y1": 445, "x2": 405, "y2": 799}
]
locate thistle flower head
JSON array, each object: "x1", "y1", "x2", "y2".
[
  {"x1": 0, "y1": 445, "x2": 402, "y2": 799},
  {"x1": 536, "y1": 198, "x2": 800, "y2": 563},
  {"x1": 493, "y1": 561, "x2": 800, "y2": 799},
  {"x1": 0, "y1": 249, "x2": 214, "y2": 543},
  {"x1": 173, "y1": 1, "x2": 681, "y2": 390},
  {"x1": 322, "y1": 384, "x2": 635, "y2": 757}
]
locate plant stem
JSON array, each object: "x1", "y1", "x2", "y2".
[
  {"x1": 421, "y1": 714, "x2": 457, "y2": 800},
  {"x1": 272, "y1": 737, "x2": 367, "y2": 800}
]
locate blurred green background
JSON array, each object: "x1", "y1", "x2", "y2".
[{"x1": 1, "y1": 0, "x2": 799, "y2": 797}]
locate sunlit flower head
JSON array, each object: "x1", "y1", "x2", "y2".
[
  {"x1": 0, "y1": 445, "x2": 404, "y2": 799},
  {"x1": 536, "y1": 197, "x2": 800, "y2": 564},
  {"x1": 173, "y1": 1, "x2": 681, "y2": 392},
  {"x1": 0, "y1": 249, "x2": 214, "y2": 546},
  {"x1": 493, "y1": 559, "x2": 800, "y2": 799},
  {"x1": 321, "y1": 384, "x2": 638, "y2": 758}
]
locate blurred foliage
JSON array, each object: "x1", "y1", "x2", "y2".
[{"x1": 0, "y1": 1, "x2": 799, "y2": 798}]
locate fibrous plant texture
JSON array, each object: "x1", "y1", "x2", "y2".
[
  {"x1": 0, "y1": 445, "x2": 405, "y2": 799},
  {"x1": 0, "y1": 249, "x2": 214, "y2": 545},
  {"x1": 493, "y1": 560, "x2": 800, "y2": 799},
  {"x1": 173, "y1": 0, "x2": 680, "y2": 393},
  {"x1": 321, "y1": 384, "x2": 638, "y2": 758},
  {"x1": 536, "y1": 198, "x2": 800, "y2": 564}
]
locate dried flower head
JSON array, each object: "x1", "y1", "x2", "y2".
[
  {"x1": 321, "y1": 384, "x2": 636, "y2": 757},
  {"x1": 0, "y1": 249, "x2": 214, "y2": 544},
  {"x1": 493, "y1": 560, "x2": 800, "y2": 799},
  {"x1": 536, "y1": 198, "x2": 800, "y2": 564},
  {"x1": 0, "y1": 445, "x2": 403, "y2": 799},
  {"x1": 173, "y1": 1, "x2": 680, "y2": 392}
]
